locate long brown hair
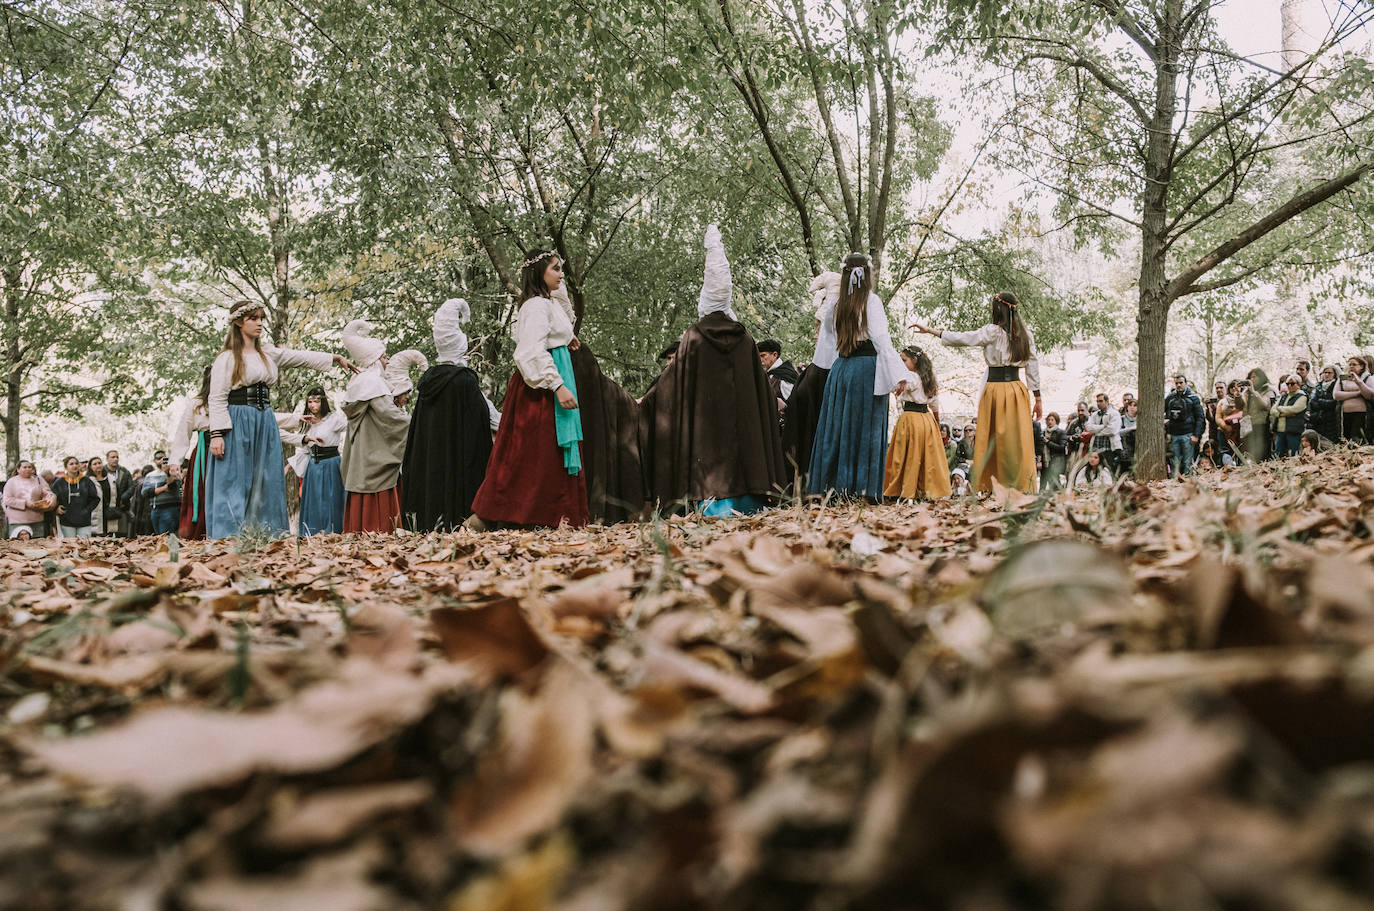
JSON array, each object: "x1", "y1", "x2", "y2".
[
  {"x1": 195, "y1": 365, "x2": 213, "y2": 409},
  {"x1": 990, "y1": 291, "x2": 1031, "y2": 363},
  {"x1": 222, "y1": 303, "x2": 270, "y2": 386},
  {"x1": 519, "y1": 250, "x2": 558, "y2": 304},
  {"x1": 835, "y1": 253, "x2": 871, "y2": 357},
  {"x1": 901, "y1": 345, "x2": 938, "y2": 397}
]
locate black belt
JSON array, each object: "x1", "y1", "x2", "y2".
[
  {"x1": 227, "y1": 383, "x2": 271, "y2": 409},
  {"x1": 903, "y1": 402, "x2": 929, "y2": 413},
  {"x1": 987, "y1": 366, "x2": 1020, "y2": 382},
  {"x1": 842, "y1": 339, "x2": 877, "y2": 358},
  {"x1": 310, "y1": 445, "x2": 339, "y2": 462}
]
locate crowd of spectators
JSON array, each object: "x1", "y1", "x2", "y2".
[
  {"x1": 2, "y1": 449, "x2": 181, "y2": 541},
  {"x1": 1026, "y1": 357, "x2": 1372, "y2": 491}
]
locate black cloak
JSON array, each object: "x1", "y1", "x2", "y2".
[
  {"x1": 400, "y1": 364, "x2": 494, "y2": 531},
  {"x1": 639, "y1": 312, "x2": 786, "y2": 506},
  {"x1": 767, "y1": 359, "x2": 801, "y2": 402},
  {"x1": 780, "y1": 362, "x2": 829, "y2": 492},
  {"x1": 571, "y1": 344, "x2": 646, "y2": 524}
]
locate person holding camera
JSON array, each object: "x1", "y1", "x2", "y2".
[
  {"x1": 141, "y1": 451, "x2": 182, "y2": 536},
  {"x1": 3, "y1": 460, "x2": 55, "y2": 539},
  {"x1": 1334, "y1": 355, "x2": 1373, "y2": 443}
]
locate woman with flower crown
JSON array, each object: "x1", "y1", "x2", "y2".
[
  {"x1": 204, "y1": 301, "x2": 357, "y2": 538},
  {"x1": 910, "y1": 291, "x2": 1043, "y2": 493},
  {"x1": 468, "y1": 250, "x2": 590, "y2": 529},
  {"x1": 883, "y1": 344, "x2": 951, "y2": 499},
  {"x1": 806, "y1": 253, "x2": 907, "y2": 501}
]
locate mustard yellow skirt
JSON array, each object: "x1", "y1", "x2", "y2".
[
  {"x1": 884, "y1": 409, "x2": 952, "y2": 499},
  {"x1": 971, "y1": 381, "x2": 1036, "y2": 493}
]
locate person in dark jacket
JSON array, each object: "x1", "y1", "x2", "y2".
[
  {"x1": 1306, "y1": 365, "x2": 1342, "y2": 443},
  {"x1": 106, "y1": 450, "x2": 134, "y2": 536},
  {"x1": 1271, "y1": 377, "x2": 1309, "y2": 457},
  {"x1": 758, "y1": 338, "x2": 800, "y2": 417},
  {"x1": 141, "y1": 451, "x2": 182, "y2": 536},
  {"x1": 1164, "y1": 375, "x2": 1205, "y2": 476},
  {"x1": 51, "y1": 456, "x2": 100, "y2": 539},
  {"x1": 1040, "y1": 412, "x2": 1069, "y2": 492}
]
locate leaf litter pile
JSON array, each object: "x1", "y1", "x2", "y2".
[{"x1": 5, "y1": 452, "x2": 1374, "y2": 910}]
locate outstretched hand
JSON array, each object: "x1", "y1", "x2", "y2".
[
  {"x1": 907, "y1": 322, "x2": 936, "y2": 336},
  {"x1": 334, "y1": 354, "x2": 360, "y2": 374}
]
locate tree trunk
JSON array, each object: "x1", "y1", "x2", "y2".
[
  {"x1": 1135, "y1": 281, "x2": 1170, "y2": 480},
  {"x1": 2, "y1": 267, "x2": 20, "y2": 471},
  {"x1": 259, "y1": 133, "x2": 291, "y2": 345},
  {"x1": 1133, "y1": 0, "x2": 1182, "y2": 481}
]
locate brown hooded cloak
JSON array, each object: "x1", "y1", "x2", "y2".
[
  {"x1": 571, "y1": 344, "x2": 646, "y2": 524},
  {"x1": 639, "y1": 312, "x2": 786, "y2": 506}
]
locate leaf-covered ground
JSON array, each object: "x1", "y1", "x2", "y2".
[{"x1": 4, "y1": 452, "x2": 1374, "y2": 911}]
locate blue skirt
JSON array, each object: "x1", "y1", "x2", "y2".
[
  {"x1": 806, "y1": 353, "x2": 888, "y2": 499},
  {"x1": 205, "y1": 404, "x2": 290, "y2": 539},
  {"x1": 299, "y1": 454, "x2": 344, "y2": 535}
]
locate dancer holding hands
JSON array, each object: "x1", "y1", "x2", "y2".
[
  {"x1": 910, "y1": 291, "x2": 1042, "y2": 493},
  {"x1": 205, "y1": 302, "x2": 357, "y2": 538},
  {"x1": 807, "y1": 253, "x2": 906, "y2": 500},
  {"x1": 883, "y1": 345, "x2": 951, "y2": 499}
]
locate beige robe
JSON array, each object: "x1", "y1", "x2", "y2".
[{"x1": 341, "y1": 395, "x2": 410, "y2": 493}]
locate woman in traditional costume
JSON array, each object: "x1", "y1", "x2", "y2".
[
  {"x1": 910, "y1": 291, "x2": 1042, "y2": 494},
  {"x1": 205, "y1": 302, "x2": 355, "y2": 538},
  {"x1": 807, "y1": 253, "x2": 906, "y2": 500},
  {"x1": 883, "y1": 345, "x2": 951, "y2": 499},
  {"x1": 469, "y1": 251, "x2": 590, "y2": 529},
  {"x1": 639, "y1": 225, "x2": 785, "y2": 517},
  {"x1": 401, "y1": 298, "x2": 498, "y2": 531},
  {"x1": 780, "y1": 272, "x2": 838, "y2": 493},
  {"x1": 171, "y1": 367, "x2": 212, "y2": 540},
  {"x1": 284, "y1": 387, "x2": 347, "y2": 535},
  {"x1": 339, "y1": 319, "x2": 423, "y2": 533}
]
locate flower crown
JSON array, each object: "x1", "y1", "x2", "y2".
[
  {"x1": 521, "y1": 251, "x2": 556, "y2": 270},
  {"x1": 992, "y1": 292, "x2": 1018, "y2": 308},
  {"x1": 228, "y1": 301, "x2": 262, "y2": 321}
]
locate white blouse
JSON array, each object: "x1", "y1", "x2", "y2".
[
  {"x1": 512, "y1": 294, "x2": 575, "y2": 391},
  {"x1": 283, "y1": 410, "x2": 347, "y2": 477},
  {"x1": 168, "y1": 399, "x2": 210, "y2": 465},
  {"x1": 208, "y1": 343, "x2": 336, "y2": 432},
  {"x1": 940, "y1": 323, "x2": 1042, "y2": 394},
  {"x1": 813, "y1": 291, "x2": 905, "y2": 396},
  {"x1": 895, "y1": 369, "x2": 940, "y2": 412},
  {"x1": 281, "y1": 410, "x2": 347, "y2": 449}
]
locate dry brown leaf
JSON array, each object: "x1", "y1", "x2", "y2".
[
  {"x1": 430, "y1": 599, "x2": 550, "y2": 680},
  {"x1": 450, "y1": 660, "x2": 596, "y2": 857},
  {"x1": 634, "y1": 640, "x2": 774, "y2": 714},
  {"x1": 258, "y1": 780, "x2": 432, "y2": 849},
  {"x1": 27, "y1": 662, "x2": 469, "y2": 803}
]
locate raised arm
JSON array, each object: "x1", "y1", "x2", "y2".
[{"x1": 867, "y1": 293, "x2": 906, "y2": 394}]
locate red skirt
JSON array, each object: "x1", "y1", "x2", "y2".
[
  {"x1": 343, "y1": 486, "x2": 401, "y2": 533},
  {"x1": 177, "y1": 433, "x2": 208, "y2": 540},
  {"x1": 470, "y1": 372, "x2": 589, "y2": 528}
]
